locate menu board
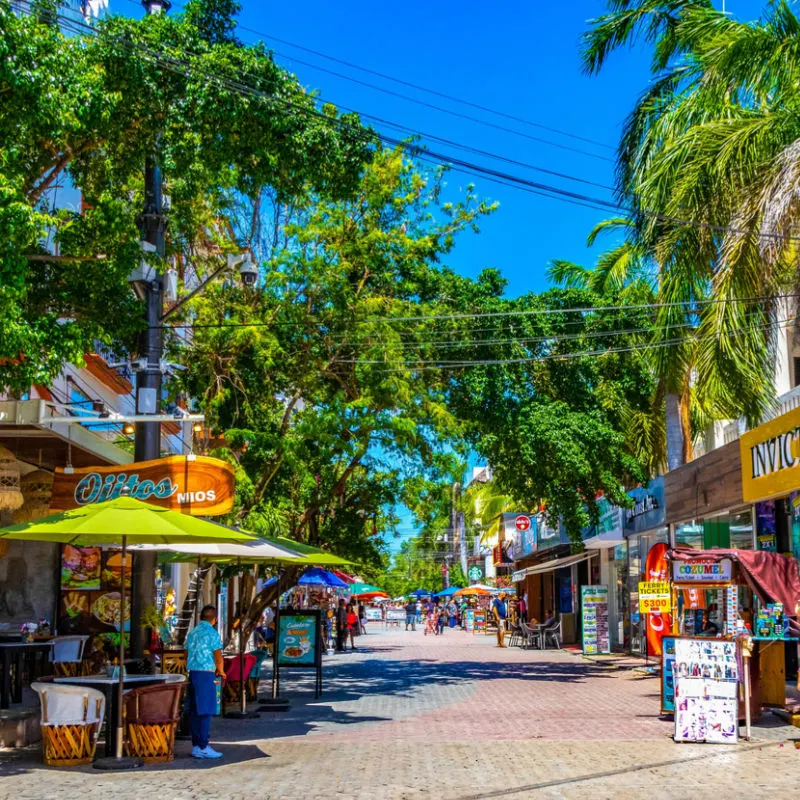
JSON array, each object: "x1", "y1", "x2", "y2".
[
  {"x1": 59, "y1": 547, "x2": 132, "y2": 644},
  {"x1": 581, "y1": 585, "x2": 610, "y2": 655},
  {"x1": 672, "y1": 638, "x2": 739, "y2": 744},
  {"x1": 277, "y1": 612, "x2": 320, "y2": 668},
  {"x1": 473, "y1": 610, "x2": 487, "y2": 632},
  {"x1": 464, "y1": 609, "x2": 474, "y2": 631}
]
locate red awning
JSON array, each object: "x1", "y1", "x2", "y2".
[
  {"x1": 331, "y1": 569, "x2": 357, "y2": 584},
  {"x1": 668, "y1": 548, "x2": 800, "y2": 618}
]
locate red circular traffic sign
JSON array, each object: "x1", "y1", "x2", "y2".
[{"x1": 515, "y1": 515, "x2": 531, "y2": 532}]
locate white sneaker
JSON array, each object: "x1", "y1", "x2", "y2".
[
  {"x1": 191, "y1": 745, "x2": 205, "y2": 759},
  {"x1": 200, "y1": 746, "x2": 223, "y2": 759}
]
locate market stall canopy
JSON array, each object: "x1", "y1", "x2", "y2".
[
  {"x1": 435, "y1": 586, "x2": 463, "y2": 598},
  {"x1": 268, "y1": 536, "x2": 353, "y2": 566},
  {"x1": 349, "y1": 582, "x2": 388, "y2": 598},
  {"x1": 668, "y1": 548, "x2": 800, "y2": 615},
  {"x1": 409, "y1": 588, "x2": 431, "y2": 598},
  {"x1": 297, "y1": 567, "x2": 349, "y2": 588},
  {"x1": 0, "y1": 495, "x2": 258, "y2": 545},
  {"x1": 455, "y1": 585, "x2": 492, "y2": 596},
  {"x1": 331, "y1": 569, "x2": 357, "y2": 584}
]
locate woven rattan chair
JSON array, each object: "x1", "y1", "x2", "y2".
[
  {"x1": 123, "y1": 681, "x2": 184, "y2": 763},
  {"x1": 161, "y1": 649, "x2": 188, "y2": 676},
  {"x1": 32, "y1": 681, "x2": 105, "y2": 767}
]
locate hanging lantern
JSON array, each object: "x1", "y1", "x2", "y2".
[
  {"x1": 0, "y1": 445, "x2": 23, "y2": 511},
  {"x1": 13, "y1": 469, "x2": 54, "y2": 523}
]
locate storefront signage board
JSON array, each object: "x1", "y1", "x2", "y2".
[
  {"x1": 740, "y1": 404, "x2": 800, "y2": 502},
  {"x1": 274, "y1": 610, "x2": 322, "y2": 697},
  {"x1": 672, "y1": 559, "x2": 732, "y2": 582},
  {"x1": 638, "y1": 581, "x2": 672, "y2": 614},
  {"x1": 50, "y1": 455, "x2": 235, "y2": 516},
  {"x1": 473, "y1": 610, "x2": 487, "y2": 632},
  {"x1": 661, "y1": 637, "x2": 676, "y2": 713},
  {"x1": 580, "y1": 585, "x2": 610, "y2": 655}
]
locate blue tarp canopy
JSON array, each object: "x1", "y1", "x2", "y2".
[
  {"x1": 409, "y1": 588, "x2": 432, "y2": 598},
  {"x1": 434, "y1": 586, "x2": 463, "y2": 598}
]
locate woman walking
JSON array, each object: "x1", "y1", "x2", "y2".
[{"x1": 346, "y1": 602, "x2": 359, "y2": 650}]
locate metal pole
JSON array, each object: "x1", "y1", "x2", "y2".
[{"x1": 130, "y1": 0, "x2": 171, "y2": 658}]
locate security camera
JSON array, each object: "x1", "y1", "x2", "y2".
[{"x1": 239, "y1": 253, "x2": 258, "y2": 287}]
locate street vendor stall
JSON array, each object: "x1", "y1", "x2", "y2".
[{"x1": 663, "y1": 548, "x2": 800, "y2": 737}]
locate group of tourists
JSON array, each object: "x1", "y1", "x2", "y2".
[
  {"x1": 331, "y1": 599, "x2": 368, "y2": 652},
  {"x1": 403, "y1": 597, "x2": 472, "y2": 633}
]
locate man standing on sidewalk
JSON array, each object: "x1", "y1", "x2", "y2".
[
  {"x1": 492, "y1": 592, "x2": 508, "y2": 648},
  {"x1": 186, "y1": 605, "x2": 225, "y2": 759},
  {"x1": 405, "y1": 598, "x2": 418, "y2": 631}
]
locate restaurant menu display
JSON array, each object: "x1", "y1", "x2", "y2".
[
  {"x1": 277, "y1": 612, "x2": 319, "y2": 667},
  {"x1": 59, "y1": 546, "x2": 132, "y2": 643},
  {"x1": 464, "y1": 609, "x2": 474, "y2": 631},
  {"x1": 581, "y1": 585, "x2": 610, "y2": 655},
  {"x1": 672, "y1": 638, "x2": 739, "y2": 744}
]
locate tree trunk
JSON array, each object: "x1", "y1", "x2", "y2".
[
  {"x1": 228, "y1": 564, "x2": 306, "y2": 648},
  {"x1": 665, "y1": 392, "x2": 685, "y2": 472}
]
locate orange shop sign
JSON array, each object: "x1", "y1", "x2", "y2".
[{"x1": 50, "y1": 455, "x2": 235, "y2": 517}]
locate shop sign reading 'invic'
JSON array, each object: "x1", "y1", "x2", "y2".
[{"x1": 740, "y1": 405, "x2": 800, "y2": 503}]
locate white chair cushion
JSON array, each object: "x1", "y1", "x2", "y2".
[{"x1": 32, "y1": 683, "x2": 106, "y2": 728}]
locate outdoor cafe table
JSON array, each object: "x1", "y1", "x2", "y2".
[
  {"x1": 0, "y1": 642, "x2": 52, "y2": 709},
  {"x1": 54, "y1": 674, "x2": 172, "y2": 757}
]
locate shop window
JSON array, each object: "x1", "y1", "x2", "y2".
[
  {"x1": 729, "y1": 510, "x2": 754, "y2": 550},
  {"x1": 674, "y1": 522, "x2": 703, "y2": 549},
  {"x1": 703, "y1": 518, "x2": 730, "y2": 549}
]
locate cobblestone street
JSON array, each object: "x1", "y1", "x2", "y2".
[{"x1": 2, "y1": 628, "x2": 799, "y2": 799}]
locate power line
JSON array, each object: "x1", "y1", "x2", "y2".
[
  {"x1": 167, "y1": 292, "x2": 796, "y2": 331},
  {"x1": 140, "y1": 0, "x2": 616, "y2": 157},
  {"x1": 41, "y1": 7, "x2": 800, "y2": 253}
]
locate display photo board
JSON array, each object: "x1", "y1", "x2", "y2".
[
  {"x1": 581, "y1": 585, "x2": 610, "y2": 655},
  {"x1": 672, "y1": 638, "x2": 739, "y2": 744}
]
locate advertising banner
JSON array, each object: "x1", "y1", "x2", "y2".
[
  {"x1": 50, "y1": 455, "x2": 235, "y2": 516},
  {"x1": 645, "y1": 543, "x2": 671, "y2": 657},
  {"x1": 580, "y1": 585, "x2": 610, "y2": 655},
  {"x1": 473, "y1": 610, "x2": 487, "y2": 632},
  {"x1": 638, "y1": 581, "x2": 672, "y2": 614},
  {"x1": 672, "y1": 559, "x2": 733, "y2": 583},
  {"x1": 277, "y1": 613, "x2": 319, "y2": 667}
]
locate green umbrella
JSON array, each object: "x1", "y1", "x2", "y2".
[
  {"x1": 0, "y1": 495, "x2": 255, "y2": 768},
  {"x1": 348, "y1": 582, "x2": 387, "y2": 597},
  {"x1": 269, "y1": 536, "x2": 353, "y2": 566}
]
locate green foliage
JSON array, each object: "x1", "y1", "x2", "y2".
[
  {"x1": 179, "y1": 149, "x2": 497, "y2": 566},
  {"x1": 0, "y1": 2, "x2": 373, "y2": 392}
]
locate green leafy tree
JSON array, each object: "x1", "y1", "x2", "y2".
[{"x1": 0, "y1": 0, "x2": 372, "y2": 393}]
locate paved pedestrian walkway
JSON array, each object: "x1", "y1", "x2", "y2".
[{"x1": 1, "y1": 628, "x2": 798, "y2": 799}]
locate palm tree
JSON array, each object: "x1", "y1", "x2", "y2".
[{"x1": 582, "y1": 1, "x2": 800, "y2": 461}]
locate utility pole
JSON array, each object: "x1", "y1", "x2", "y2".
[{"x1": 130, "y1": 0, "x2": 171, "y2": 657}]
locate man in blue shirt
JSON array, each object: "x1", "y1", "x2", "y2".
[
  {"x1": 492, "y1": 592, "x2": 508, "y2": 648},
  {"x1": 186, "y1": 605, "x2": 226, "y2": 759}
]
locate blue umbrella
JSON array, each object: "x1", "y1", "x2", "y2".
[
  {"x1": 409, "y1": 588, "x2": 431, "y2": 598},
  {"x1": 434, "y1": 586, "x2": 463, "y2": 598},
  {"x1": 297, "y1": 567, "x2": 349, "y2": 588}
]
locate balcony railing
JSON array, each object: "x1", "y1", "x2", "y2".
[{"x1": 722, "y1": 384, "x2": 800, "y2": 446}]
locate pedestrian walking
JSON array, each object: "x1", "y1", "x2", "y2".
[
  {"x1": 518, "y1": 595, "x2": 528, "y2": 623},
  {"x1": 346, "y1": 603, "x2": 359, "y2": 650},
  {"x1": 492, "y1": 592, "x2": 508, "y2": 648},
  {"x1": 336, "y1": 598, "x2": 348, "y2": 652},
  {"x1": 437, "y1": 606, "x2": 446, "y2": 635},
  {"x1": 185, "y1": 604, "x2": 225, "y2": 759},
  {"x1": 405, "y1": 598, "x2": 417, "y2": 631},
  {"x1": 358, "y1": 602, "x2": 367, "y2": 634},
  {"x1": 447, "y1": 600, "x2": 458, "y2": 629}
]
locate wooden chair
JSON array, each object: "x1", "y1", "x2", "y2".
[
  {"x1": 123, "y1": 680, "x2": 185, "y2": 763},
  {"x1": 161, "y1": 649, "x2": 188, "y2": 676},
  {"x1": 32, "y1": 681, "x2": 105, "y2": 767},
  {"x1": 50, "y1": 635, "x2": 90, "y2": 678}
]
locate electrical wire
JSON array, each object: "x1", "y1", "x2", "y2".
[{"x1": 40, "y1": 4, "x2": 800, "y2": 248}]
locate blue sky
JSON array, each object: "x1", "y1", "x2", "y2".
[{"x1": 118, "y1": 0, "x2": 764, "y2": 551}]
